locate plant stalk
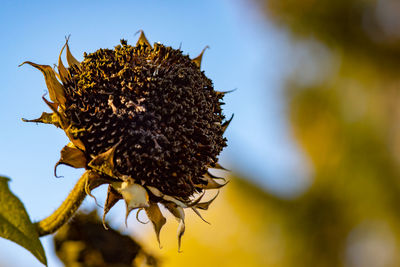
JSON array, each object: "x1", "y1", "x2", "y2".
[{"x1": 35, "y1": 171, "x2": 91, "y2": 237}]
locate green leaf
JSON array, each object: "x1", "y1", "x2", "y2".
[{"x1": 0, "y1": 176, "x2": 47, "y2": 265}]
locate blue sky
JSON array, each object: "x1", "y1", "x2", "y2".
[{"x1": 0, "y1": 0, "x2": 310, "y2": 266}]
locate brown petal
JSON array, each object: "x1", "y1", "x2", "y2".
[
  {"x1": 19, "y1": 61, "x2": 66, "y2": 107},
  {"x1": 64, "y1": 125, "x2": 86, "y2": 151},
  {"x1": 145, "y1": 202, "x2": 167, "y2": 247},
  {"x1": 195, "y1": 191, "x2": 220, "y2": 210},
  {"x1": 209, "y1": 162, "x2": 230, "y2": 171},
  {"x1": 22, "y1": 112, "x2": 61, "y2": 128},
  {"x1": 191, "y1": 207, "x2": 210, "y2": 224},
  {"x1": 54, "y1": 143, "x2": 86, "y2": 177},
  {"x1": 222, "y1": 114, "x2": 234, "y2": 134},
  {"x1": 88, "y1": 144, "x2": 119, "y2": 177},
  {"x1": 215, "y1": 88, "x2": 236, "y2": 97},
  {"x1": 197, "y1": 173, "x2": 228, "y2": 189},
  {"x1": 65, "y1": 38, "x2": 81, "y2": 68},
  {"x1": 136, "y1": 30, "x2": 151, "y2": 48},
  {"x1": 102, "y1": 185, "x2": 122, "y2": 229},
  {"x1": 146, "y1": 186, "x2": 187, "y2": 208},
  {"x1": 192, "y1": 46, "x2": 209, "y2": 69},
  {"x1": 136, "y1": 208, "x2": 149, "y2": 224},
  {"x1": 58, "y1": 41, "x2": 70, "y2": 83},
  {"x1": 206, "y1": 171, "x2": 226, "y2": 181},
  {"x1": 164, "y1": 203, "x2": 185, "y2": 252}
]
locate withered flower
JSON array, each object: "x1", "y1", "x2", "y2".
[{"x1": 21, "y1": 32, "x2": 231, "y2": 250}]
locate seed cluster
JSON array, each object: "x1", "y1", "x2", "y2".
[{"x1": 63, "y1": 40, "x2": 227, "y2": 198}]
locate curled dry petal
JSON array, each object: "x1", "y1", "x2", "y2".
[
  {"x1": 164, "y1": 203, "x2": 185, "y2": 252},
  {"x1": 103, "y1": 185, "x2": 123, "y2": 228},
  {"x1": 191, "y1": 207, "x2": 210, "y2": 224},
  {"x1": 212, "y1": 162, "x2": 230, "y2": 171},
  {"x1": 145, "y1": 202, "x2": 166, "y2": 247},
  {"x1": 195, "y1": 191, "x2": 220, "y2": 210},
  {"x1": 222, "y1": 114, "x2": 234, "y2": 134},
  {"x1": 88, "y1": 145, "x2": 118, "y2": 178},
  {"x1": 112, "y1": 182, "x2": 150, "y2": 225},
  {"x1": 64, "y1": 125, "x2": 86, "y2": 151},
  {"x1": 55, "y1": 143, "x2": 86, "y2": 176},
  {"x1": 136, "y1": 208, "x2": 149, "y2": 224},
  {"x1": 65, "y1": 38, "x2": 81, "y2": 68},
  {"x1": 197, "y1": 173, "x2": 228, "y2": 189},
  {"x1": 192, "y1": 46, "x2": 209, "y2": 69},
  {"x1": 146, "y1": 186, "x2": 187, "y2": 208},
  {"x1": 58, "y1": 41, "x2": 70, "y2": 83},
  {"x1": 22, "y1": 112, "x2": 61, "y2": 128},
  {"x1": 215, "y1": 88, "x2": 237, "y2": 97},
  {"x1": 19, "y1": 61, "x2": 66, "y2": 108}
]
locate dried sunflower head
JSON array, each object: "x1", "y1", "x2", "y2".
[{"x1": 22, "y1": 32, "x2": 231, "y2": 249}]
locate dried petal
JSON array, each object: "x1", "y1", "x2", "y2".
[
  {"x1": 195, "y1": 191, "x2": 219, "y2": 210},
  {"x1": 136, "y1": 30, "x2": 151, "y2": 48},
  {"x1": 136, "y1": 208, "x2": 149, "y2": 224},
  {"x1": 164, "y1": 203, "x2": 185, "y2": 252},
  {"x1": 146, "y1": 186, "x2": 187, "y2": 208},
  {"x1": 213, "y1": 162, "x2": 230, "y2": 171},
  {"x1": 222, "y1": 114, "x2": 234, "y2": 134},
  {"x1": 103, "y1": 185, "x2": 123, "y2": 228},
  {"x1": 145, "y1": 202, "x2": 166, "y2": 247},
  {"x1": 66, "y1": 39, "x2": 81, "y2": 68},
  {"x1": 64, "y1": 125, "x2": 86, "y2": 151},
  {"x1": 197, "y1": 173, "x2": 227, "y2": 189},
  {"x1": 22, "y1": 112, "x2": 61, "y2": 128},
  {"x1": 192, "y1": 46, "x2": 209, "y2": 68},
  {"x1": 113, "y1": 182, "x2": 150, "y2": 217},
  {"x1": 58, "y1": 41, "x2": 70, "y2": 83},
  {"x1": 55, "y1": 143, "x2": 86, "y2": 176},
  {"x1": 215, "y1": 88, "x2": 236, "y2": 97},
  {"x1": 19, "y1": 61, "x2": 66, "y2": 107},
  {"x1": 88, "y1": 145, "x2": 118, "y2": 178},
  {"x1": 191, "y1": 207, "x2": 210, "y2": 224}
]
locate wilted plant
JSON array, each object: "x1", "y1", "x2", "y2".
[{"x1": 0, "y1": 31, "x2": 231, "y2": 265}]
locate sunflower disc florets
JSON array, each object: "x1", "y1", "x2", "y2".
[{"x1": 22, "y1": 32, "x2": 232, "y2": 249}]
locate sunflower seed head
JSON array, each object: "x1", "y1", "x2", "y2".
[{"x1": 63, "y1": 39, "x2": 227, "y2": 198}]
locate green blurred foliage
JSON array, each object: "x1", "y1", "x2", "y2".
[{"x1": 247, "y1": 0, "x2": 400, "y2": 266}]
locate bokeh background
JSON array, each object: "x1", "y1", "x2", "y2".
[{"x1": 1, "y1": 0, "x2": 400, "y2": 266}]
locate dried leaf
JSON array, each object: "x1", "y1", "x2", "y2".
[
  {"x1": 19, "y1": 61, "x2": 66, "y2": 107},
  {"x1": 145, "y1": 202, "x2": 167, "y2": 247}
]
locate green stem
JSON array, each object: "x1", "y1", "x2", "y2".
[{"x1": 35, "y1": 171, "x2": 90, "y2": 237}]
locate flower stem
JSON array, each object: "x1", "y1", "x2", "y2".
[{"x1": 35, "y1": 171, "x2": 91, "y2": 237}]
